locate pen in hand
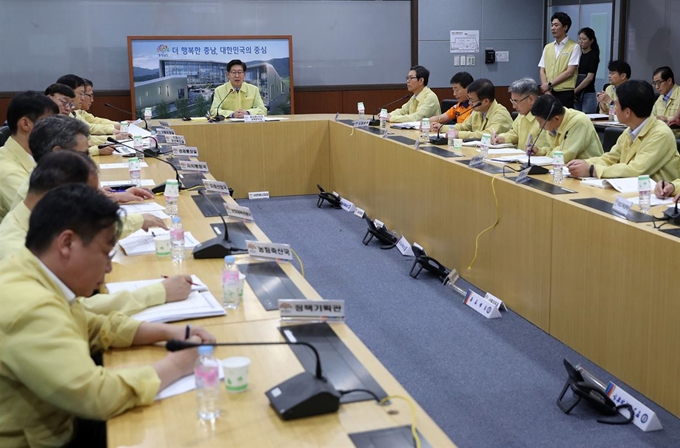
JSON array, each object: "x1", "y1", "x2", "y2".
[
  {"x1": 662, "y1": 179, "x2": 666, "y2": 198},
  {"x1": 161, "y1": 275, "x2": 201, "y2": 287},
  {"x1": 185, "y1": 324, "x2": 190, "y2": 340}
]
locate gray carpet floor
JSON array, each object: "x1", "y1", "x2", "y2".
[{"x1": 240, "y1": 194, "x2": 680, "y2": 448}]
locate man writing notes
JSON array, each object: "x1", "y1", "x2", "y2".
[
  {"x1": 434, "y1": 78, "x2": 512, "y2": 139},
  {"x1": 567, "y1": 80, "x2": 680, "y2": 180},
  {"x1": 493, "y1": 78, "x2": 546, "y2": 150},
  {"x1": 0, "y1": 183, "x2": 216, "y2": 447},
  {"x1": 387, "y1": 65, "x2": 441, "y2": 123},
  {"x1": 210, "y1": 59, "x2": 267, "y2": 118},
  {"x1": 538, "y1": 12, "x2": 581, "y2": 108},
  {"x1": 529, "y1": 95, "x2": 603, "y2": 162}
]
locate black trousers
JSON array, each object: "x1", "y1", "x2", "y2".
[{"x1": 552, "y1": 89, "x2": 575, "y2": 109}]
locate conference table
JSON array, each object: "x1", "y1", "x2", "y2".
[
  {"x1": 100, "y1": 152, "x2": 457, "y2": 447},
  {"x1": 151, "y1": 114, "x2": 680, "y2": 420}
]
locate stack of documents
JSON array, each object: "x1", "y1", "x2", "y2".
[
  {"x1": 580, "y1": 177, "x2": 656, "y2": 194},
  {"x1": 101, "y1": 179, "x2": 156, "y2": 188},
  {"x1": 118, "y1": 228, "x2": 200, "y2": 255},
  {"x1": 463, "y1": 141, "x2": 516, "y2": 149},
  {"x1": 390, "y1": 121, "x2": 421, "y2": 130},
  {"x1": 476, "y1": 148, "x2": 524, "y2": 155},
  {"x1": 490, "y1": 155, "x2": 554, "y2": 166},
  {"x1": 120, "y1": 202, "x2": 169, "y2": 219},
  {"x1": 99, "y1": 161, "x2": 149, "y2": 170}
]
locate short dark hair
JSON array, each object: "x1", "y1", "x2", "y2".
[
  {"x1": 450, "y1": 72, "x2": 474, "y2": 88},
  {"x1": 467, "y1": 78, "x2": 495, "y2": 101},
  {"x1": 44, "y1": 83, "x2": 75, "y2": 98},
  {"x1": 29, "y1": 115, "x2": 90, "y2": 163},
  {"x1": 653, "y1": 66, "x2": 675, "y2": 85},
  {"x1": 28, "y1": 151, "x2": 94, "y2": 195},
  {"x1": 410, "y1": 65, "x2": 430, "y2": 86},
  {"x1": 227, "y1": 59, "x2": 247, "y2": 73},
  {"x1": 82, "y1": 78, "x2": 93, "y2": 88},
  {"x1": 6, "y1": 91, "x2": 59, "y2": 135},
  {"x1": 617, "y1": 80, "x2": 656, "y2": 118},
  {"x1": 56, "y1": 74, "x2": 85, "y2": 90},
  {"x1": 531, "y1": 94, "x2": 565, "y2": 120},
  {"x1": 608, "y1": 60, "x2": 632, "y2": 79},
  {"x1": 26, "y1": 183, "x2": 122, "y2": 254},
  {"x1": 551, "y1": 12, "x2": 572, "y2": 32}
]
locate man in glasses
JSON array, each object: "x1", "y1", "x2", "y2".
[
  {"x1": 650, "y1": 66, "x2": 680, "y2": 137},
  {"x1": 493, "y1": 78, "x2": 546, "y2": 150},
  {"x1": 73, "y1": 78, "x2": 123, "y2": 155},
  {"x1": 437, "y1": 78, "x2": 512, "y2": 139},
  {"x1": 0, "y1": 91, "x2": 58, "y2": 222},
  {"x1": 45, "y1": 83, "x2": 76, "y2": 115},
  {"x1": 210, "y1": 59, "x2": 267, "y2": 119},
  {"x1": 387, "y1": 65, "x2": 441, "y2": 123}
]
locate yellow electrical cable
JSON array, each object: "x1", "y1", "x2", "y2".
[
  {"x1": 467, "y1": 173, "x2": 502, "y2": 271},
  {"x1": 291, "y1": 249, "x2": 305, "y2": 277},
  {"x1": 380, "y1": 394, "x2": 421, "y2": 448}
]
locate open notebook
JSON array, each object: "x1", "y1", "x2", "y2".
[
  {"x1": 580, "y1": 177, "x2": 656, "y2": 194},
  {"x1": 490, "y1": 155, "x2": 554, "y2": 166},
  {"x1": 118, "y1": 228, "x2": 200, "y2": 255}
]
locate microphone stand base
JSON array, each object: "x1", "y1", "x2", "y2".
[
  {"x1": 519, "y1": 163, "x2": 549, "y2": 175},
  {"x1": 265, "y1": 372, "x2": 341, "y2": 420},
  {"x1": 192, "y1": 235, "x2": 246, "y2": 259},
  {"x1": 368, "y1": 119, "x2": 380, "y2": 127}
]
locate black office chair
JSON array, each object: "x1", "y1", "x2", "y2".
[
  {"x1": 602, "y1": 126, "x2": 624, "y2": 153},
  {"x1": 511, "y1": 111, "x2": 519, "y2": 120},
  {"x1": 676, "y1": 138, "x2": 680, "y2": 155},
  {"x1": 0, "y1": 126, "x2": 10, "y2": 147},
  {"x1": 441, "y1": 99, "x2": 458, "y2": 113}
]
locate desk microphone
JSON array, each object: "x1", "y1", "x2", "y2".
[
  {"x1": 107, "y1": 137, "x2": 183, "y2": 194},
  {"x1": 521, "y1": 102, "x2": 554, "y2": 175},
  {"x1": 429, "y1": 120, "x2": 451, "y2": 145},
  {"x1": 368, "y1": 94, "x2": 410, "y2": 126},
  {"x1": 104, "y1": 103, "x2": 148, "y2": 130},
  {"x1": 166, "y1": 339, "x2": 341, "y2": 420},
  {"x1": 663, "y1": 196, "x2": 680, "y2": 223},
  {"x1": 191, "y1": 188, "x2": 247, "y2": 258},
  {"x1": 209, "y1": 88, "x2": 235, "y2": 122}
]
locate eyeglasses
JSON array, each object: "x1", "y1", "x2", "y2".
[
  {"x1": 652, "y1": 79, "x2": 668, "y2": 88},
  {"x1": 53, "y1": 96, "x2": 75, "y2": 109},
  {"x1": 229, "y1": 71, "x2": 244, "y2": 76},
  {"x1": 84, "y1": 92, "x2": 94, "y2": 99},
  {"x1": 405, "y1": 76, "x2": 418, "y2": 81},
  {"x1": 108, "y1": 249, "x2": 117, "y2": 261},
  {"x1": 510, "y1": 95, "x2": 531, "y2": 105}
]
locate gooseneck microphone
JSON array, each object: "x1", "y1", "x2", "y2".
[
  {"x1": 521, "y1": 102, "x2": 555, "y2": 175},
  {"x1": 429, "y1": 119, "x2": 451, "y2": 145},
  {"x1": 209, "y1": 88, "x2": 235, "y2": 122},
  {"x1": 368, "y1": 94, "x2": 411, "y2": 126},
  {"x1": 166, "y1": 339, "x2": 341, "y2": 420},
  {"x1": 104, "y1": 103, "x2": 148, "y2": 130},
  {"x1": 107, "y1": 137, "x2": 183, "y2": 194},
  {"x1": 191, "y1": 189, "x2": 247, "y2": 258}
]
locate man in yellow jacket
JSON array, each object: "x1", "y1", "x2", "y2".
[
  {"x1": 568, "y1": 80, "x2": 680, "y2": 181},
  {"x1": 210, "y1": 59, "x2": 267, "y2": 119},
  {"x1": 597, "y1": 60, "x2": 630, "y2": 115},
  {"x1": 437, "y1": 78, "x2": 512, "y2": 139},
  {"x1": 0, "y1": 151, "x2": 192, "y2": 316},
  {"x1": 651, "y1": 66, "x2": 680, "y2": 137},
  {"x1": 0, "y1": 183, "x2": 216, "y2": 447},
  {"x1": 0, "y1": 91, "x2": 58, "y2": 222},
  {"x1": 388, "y1": 65, "x2": 441, "y2": 123},
  {"x1": 493, "y1": 78, "x2": 547, "y2": 150},
  {"x1": 539, "y1": 12, "x2": 581, "y2": 108},
  {"x1": 530, "y1": 95, "x2": 603, "y2": 162}
]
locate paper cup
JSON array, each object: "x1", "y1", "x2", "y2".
[
  {"x1": 153, "y1": 234, "x2": 171, "y2": 257},
  {"x1": 222, "y1": 356, "x2": 251, "y2": 393},
  {"x1": 453, "y1": 139, "x2": 463, "y2": 151}
]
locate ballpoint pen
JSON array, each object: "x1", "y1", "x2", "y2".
[{"x1": 161, "y1": 275, "x2": 201, "y2": 287}]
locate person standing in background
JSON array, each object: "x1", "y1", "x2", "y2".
[
  {"x1": 538, "y1": 12, "x2": 581, "y2": 108},
  {"x1": 574, "y1": 27, "x2": 600, "y2": 113}
]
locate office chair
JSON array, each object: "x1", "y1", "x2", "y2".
[
  {"x1": 0, "y1": 126, "x2": 10, "y2": 147},
  {"x1": 602, "y1": 126, "x2": 624, "y2": 153}
]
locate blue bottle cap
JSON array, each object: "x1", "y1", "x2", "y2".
[
  {"x1": 171, "y1": 216, "x2": 181, "y2": 224},
  {"x1": 224, "y1": 255, "x2": 236, "y2": 263},
  {"x1": 198, "y1": 345, "x2": 214, "y2": 356}
]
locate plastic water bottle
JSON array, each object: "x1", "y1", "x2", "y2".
[
  {"x1": 144, "y1": 107, "x2": 153, "y2": 121},
  {"x1": 609, "y1": 101, "x2": 617, "y2": 122},
  {"x1": 133, "y1": 135, "x2": 144, "y2": 160},
  {"x1": 164, "y1": 179, "x2": 179, "y2": 216},
  {"x1": 420, "y1": 118, "x2": 430, "y2": 143},
  {"x1": 194, "y1": 345, "x2": 221, "y2": 421},
  {"x1": 357, "y1": 102, "x2": 365, "y2": 120},
  {"x1": 552, "y1": 150, "x2": 564, "y2": 184},
  {"x1": 379, "y1": 108, "x2": 388, "y2": 133},
  {"x1": 120, "y1": 120, "x2": 129, "y2": 134},
  {"x1": 128, "y1": 157, "x2": 141, "y2": 187},
  {"x1": 638, "y1": 175, "x2": 651, "y2": 213},
  {"x1": 222, "y1": 255, "x2": 240, "y2": 309},
  {"x1": 480, "y1": 133, "x2": 491, "y2": 159},
  {"x1": 170, "y1": 216, "x2": 185, "y2": 262},
  {"x1": 447, "y1": 128, "x2": 456, "y2": 147}
]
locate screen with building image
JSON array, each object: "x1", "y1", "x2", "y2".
[{"x1": 127, "y1": 36, "x2": 293, "y2": 118}]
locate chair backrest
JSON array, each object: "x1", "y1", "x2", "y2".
[
  {"x1": 0, "y1": 126, "x2": 10, "y2": 147},
  {"x1": 602, "y1": 126, "x2": 624, "y2": 153},
  {"x1": 676, "y1": 138, "x2": 680, "y2": 155},
  {"x1": 511, "y1": 111, "x2": 519, "y2": 120},
  {"x1": 441, "y1": 99, "x2": 458, "y2": 112}
]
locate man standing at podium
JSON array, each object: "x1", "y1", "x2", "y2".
[
  {"x1": 210, "y1": 59, "x2": 267, "y2": 118},
  {"x1": 387, "y1": 65, "x2": 441, "y2": 123}
]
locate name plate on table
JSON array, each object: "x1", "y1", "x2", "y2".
[
  {"x1": 155, "y1": 128, "x2": 175, "y2": 135},
  {"x1": 249, "y1": 191, "x2": 270, "y2": 200},
  {"x1": 246, "y1": 240, "x2": 293, "y2": 261},
  {"x1": 464, "y1": 290, "x2": 502, "y2": 319},
  {"x1": 279, "y1": 299, "x2": 345, "y2": 322},
  {"x1": 612, "y1": 195, "x2": 633, "y2": 219},
  {"x1": 354, "y1": 207, "x2": 365, "y2": 218},
  {"x1": 340, "y1": 198, "x2": 355, "y2": 212},
  {"x1": 225, "y1": 203, "x2": 254, "y2": 221},
  {"x1": 469, "y1": 155, "x2": 485, "y2": 167},
  {"x1": 172, "y1": 146, "x2": 199, "y2": 157},
  {"x1": 485, "y1": 292, "x2": 507, "y2": 311},
  {"x1": 179, "y1": 160, "x2": 209, "y2": 172},
  {"x1": 162, "y1": 134, "x2": 186, "y2": 145},
  {"x1": 396, "y1": 236, "x2": 414, "y2": 256},
  {"x1": 202, "y1": 179, "x2": 229, "y2": 194},
  {"x1": 515, "y1": 167, "x2": 531, "y2": 184},
  {"x1": 158, "y1": 120, "x2": 171, "y2": 127},
  {"x1": 352, "y1": 119, "x2": 371, "y2": 128},
  {"x1": 606, "y1": 383, "x2": 662, "y2": 431},
  {"x1": 414, "y1": 139, "x2": 420, "y2": 150},
  {"x1": 244, "y1": 114, "x2": 265, "y2": 122}
]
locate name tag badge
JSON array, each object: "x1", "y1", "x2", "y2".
[
  {"x1": 352, "y1": 119, "x2": 370, "y2": 128},
  {"x1": 248, "y1": 191, "x2": 270, "y2": 200},
  {"x1": 172, "y1": 146, "x2": 199, "y2": 157}
]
